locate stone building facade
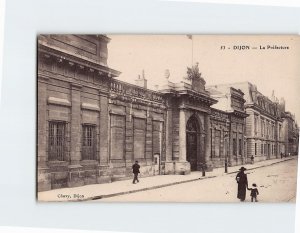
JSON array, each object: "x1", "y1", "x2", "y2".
[
  {"x1": 210, "y1": 82, "x2": 299, "y2": 163},
  {"x1": 37, "y1": 35, "x2": 298, "y2": 191},
  {"x1": 282, "y1": 111, "x2": 299, "y2": 155},
  {"x1": 207, "y1": 86, "x2": 248, "y2": 167}
]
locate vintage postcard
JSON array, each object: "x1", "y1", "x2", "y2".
[{"x1": 37, "y1": 35, "x2": 299, "y2": 202}]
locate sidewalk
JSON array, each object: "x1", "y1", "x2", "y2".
[{"x1": 38, "y1": 157, "x2": 296, "y2": 202}]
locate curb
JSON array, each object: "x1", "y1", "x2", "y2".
[
  {"x1": 86, "y1": 157, "x2": 295, "y2": 201},
  {"x1": 226, "y1": 157, "x2": 294, "y2": 175},
  {"x1": 86, "y1": 175, "x2": 217, "y2": 201}
]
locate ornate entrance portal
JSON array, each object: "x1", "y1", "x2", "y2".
[{"x1": 186, "y1": 116, "x2": 200, "y2": 171}]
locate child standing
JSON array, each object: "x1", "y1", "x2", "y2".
[{"x1": 248, "y1": 183, "x2": 259, "y2": 202}]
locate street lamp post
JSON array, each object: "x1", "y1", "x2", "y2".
[
  {"x1": 224, "y1": 133, "x2": 228, "y2": 173},
  {"x1": 202, "y1": 163, "x2": 206, "y2": 177}
]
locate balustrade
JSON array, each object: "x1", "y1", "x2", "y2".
[{"x1": 110, "y1": 79, "x2": 164, "y2": 103}]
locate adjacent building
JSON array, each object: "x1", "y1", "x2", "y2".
[
  {"x1": 209, "y1": 82, "x2": 299, "y2": 163},
  {"x1": 37, "y1": 35, "x2": 299, "y2": 191}
]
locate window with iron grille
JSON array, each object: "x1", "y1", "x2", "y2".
[
  {"x1": 48, "y1": 121, "x2": 66, "y2": 161},
  {"x1": 239, "y1": 139, "x2": 242, "y2": 155},
  {"x1": 82, "y1": 124, "x2": 97, "y2": 160},
  {"x1": 233, "y1": 138, "x2": 237, "y2": 156}
]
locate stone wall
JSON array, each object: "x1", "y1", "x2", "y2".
[{"x1": 37, "y1": 39, "x2": 167, "y2": 190}]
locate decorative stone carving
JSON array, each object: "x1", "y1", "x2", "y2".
[{"x1": 184, "y1": 63, "x2": 206, "y2": 92}]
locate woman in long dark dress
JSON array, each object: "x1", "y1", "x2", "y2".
[{"x1": 236, "y1": 167, "x2": 248, "y2": 201}]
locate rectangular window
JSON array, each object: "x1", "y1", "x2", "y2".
[
  {"x1": 233, "y1": 138, "x2": 237, "y2": 156},
  {"x1": 82, "y1": 124, "x2": 97, "y2": 160},
  {"x1": 261, "y1": 119, "x2": 264, "y2": 137},
  {"x1": 49, "y1": 121, "x2": 66, "y2": 161},
  {"x1": 239, "y1": 139, "x2": 242, "y2": 155},
  {"x1": 255, "y1": 143, "x2": 257, "y2": 155},
  {"x1": 254, "y1": 116, "x2": 257, "y2": 135},
  {"x1": 261, "y1": 144, "x2": 263, "y2": 155},
  {"x1": 214, "y1": 130, "x2": 221, "y2": 157},
  {"x1": 279, "y1": 125, "x2": 282, "y2": 138},
  {"x1": 110, "y1": 114, "x2": 125, "y2": 159},
  {"x1": 264, "y1": 144, "x2": 267, "y2": 155},
  {"x1": 152, "y1": 121, "x2": 162, "y2": 155},
  {"x1": 223, "y1": 132, "x2": 229, "y2": 157},
  {"x1": 134, "y1": 118, "x2": 146, "y2": 159}
]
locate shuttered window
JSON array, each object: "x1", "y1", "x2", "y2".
[
  {"x1": 133, "y1": 118, "x2": 146, "y2": 159},
  {"x1": 214, "y1": 130, "x2": 221, "y2": 157},
  {"x1": 110, "y1": 115, "x2": 125, "y2": 159},
  {"x1": 152, "y1": 121, "x2": 162, "y2": 155}
]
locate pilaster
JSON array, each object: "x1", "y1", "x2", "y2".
[
  {"x1": 179, "y1": 108, "x2": 187, "y2": 162},
  {"x1": 205, "y1": 114, "x2": 213, "y2": 171},
  {"x1": 37, "y1": 79, "x2": 51, "y2": 191},
  {"x1": 165, "y1": 108, "x2": 173, "y2": 162},
  {"x1": 68, "y1": 83, "x2": 84, "y2": 187}
]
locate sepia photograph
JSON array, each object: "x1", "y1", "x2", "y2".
[{"x1": 37, "y1": 34, "x2": 299, "y2": 202}]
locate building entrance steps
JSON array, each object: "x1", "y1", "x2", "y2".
[{"x1": 38, "y1": 157, "x2": 296, "y2": 202}]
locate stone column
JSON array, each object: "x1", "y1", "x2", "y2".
[
  {"x1": 37, "y1": 80, "x2": 48, "y2": 168},
  {"x1": 99, "y1": 95, "x2": 109, "y2": 165},
  {"x1": 164, "y1": 101, "x2": 176, "y2": 175},
  {"x1": 173, "y1": 108, "x2": 190, "y2": 175},
  {"x1": 205, "y1": 113, "x2": 213, "y2": 171},
  {"x1": 37, "y1": 79, "x2": 51, "y2": 191},
  {"x1": 68, "y1": 83, "x2": 84, "y2": 187},
  {"x1": 70, "y1": 83, "x2": 82, "y2": 166},
  {"x1": 97, "y1": 94, "x2": 111, "y2": 183},
  {"x1": 165, "y1": 108, "x2": 173, "y2": 162},
  {"x1": 179, "y1": 108, "x2": 187, "y2": 162}
]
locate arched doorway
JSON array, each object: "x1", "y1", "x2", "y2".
[{"x1": 186, "y1": 116, "x2": 200, "y2": 171}]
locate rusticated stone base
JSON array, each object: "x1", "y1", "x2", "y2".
[
  {"x1": 174, "y1": 161, "x2": 191, "y2": 175},
  {"x1": 97, "y1": 176, "x2": 112, "y2": 184},
  {"x1": 164, "y1": 161, "x2": 175, "y2": 175},
  {"x1": 37, "y1": 167, "x2": 51, "y2": 192},
  {"x1": 229, "y1": 157, "x2": 245, "y2": 167},
  {"x1": 204, "y1": 161, "x2": 213, "y2": 172},
  {"x1": 68, "y1": 164, "x2": 85, "y2": 188}
]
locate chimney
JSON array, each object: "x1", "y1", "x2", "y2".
[
  {"x1": 271, "y1": 90, "x2": 275, "y2": 102},
  {"x1": 279, "y1": 97, "x2": 286, "y2": 112},
  {"x1": 135, "y1": 70, "x2": 147, "y2": 89}
]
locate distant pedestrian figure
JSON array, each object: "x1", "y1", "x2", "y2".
[
  {"x1": 248, "y1": 183, "x2": 259, "y2": 202},
  {"x1": 250, "y1": 155, "x2": 254, "y2": 164},
  {"x1": 236, "y1": 167, "x2": 248, "y2": 202},
  {"x1": 280, "y1": 152, "x2": 283, "y2": 159},
  {"x1": 132, "y1": 161, "x2": 140, "y2": 184}
]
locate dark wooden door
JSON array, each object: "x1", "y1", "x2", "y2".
[{"x1": 187, "y1": 132, "x2": 198, "y2": 171}]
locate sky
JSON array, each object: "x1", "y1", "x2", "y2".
[{"x1": 107, "y1": 35, "x2": 300, "y2": 123}]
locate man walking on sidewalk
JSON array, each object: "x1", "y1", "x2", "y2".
[{"x1": 132, "y1": 161, "x2": 140, "y2": 184}]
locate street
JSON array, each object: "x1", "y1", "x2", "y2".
[{"x1": 95, "y1": 158, "x2": 298, "y2": 202}]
